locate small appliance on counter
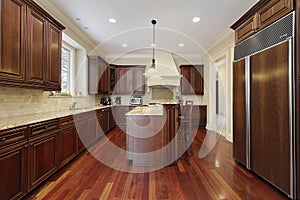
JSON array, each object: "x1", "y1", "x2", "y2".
[
  {"x1": 100, "y1": 97, "x2": 111, "y2": 105},
  {"x1": 115, "y1": 96, "x2": 121, "y2": 105},
  {"x1": 130, "y1": 96, "x2": 143, "y2": 105}
]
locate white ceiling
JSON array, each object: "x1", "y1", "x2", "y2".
[{"x1": 49, "y1": 0, "x2": 258, "y2": 56}]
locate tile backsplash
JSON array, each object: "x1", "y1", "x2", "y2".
[{"x1": 0, "y1": 87, "x2": 99, "y2": 119}]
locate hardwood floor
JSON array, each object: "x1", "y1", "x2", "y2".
[{"x1": 25, "y1": 128, "x2": 288, "y2": 200}]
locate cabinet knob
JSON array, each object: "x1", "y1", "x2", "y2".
[{"x1": 24, "y1": 144, "x2": 29, "y2": 148}]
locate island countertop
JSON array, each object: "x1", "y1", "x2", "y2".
[{"x1": 125, "y1": 105, "x2": 163, "y2": 116}]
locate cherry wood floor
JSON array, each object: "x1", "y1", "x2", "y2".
[{"x1": 25, "y1": 128, "x2": 288, "y2": 200}]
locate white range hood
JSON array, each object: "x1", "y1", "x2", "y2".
[{"x1": 144, "y1": 52, "x2": 182, "y2": 87}]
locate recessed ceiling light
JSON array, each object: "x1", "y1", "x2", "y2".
[
  {"x1": 179, "y1": 43, "x2": 185, "y2": 47},
  {"x1": 192, "y1": 17, "x2": 201, "y2": 23},
  {"x1": 108, "y1": 18, "x2": 116, "y2": 23},
  {"x1": 150, "y1": 43, "x2": 156, "y2": 47},
  {"x1": 122, "y1": 44, "x2": 128, "y2": 47}
]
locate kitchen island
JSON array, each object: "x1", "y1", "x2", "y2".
[{"x1": 126, "y1": 104, "x2": 179, "y2": 167}]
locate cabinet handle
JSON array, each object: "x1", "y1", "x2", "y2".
[
  {"x1": 0, "y1": 138, "x2": 6, "y2": 142},
  {"x1": 30, "y1": 143, "x2": 34, "y2": 146},
  {"x1": 24, "y1": 144, "x2": 29, "y2": 148}
]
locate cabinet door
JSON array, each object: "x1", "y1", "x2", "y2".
[
  {"x1": 0, "y1": 0, "x2": 26, "y2": 84},
  {"x1": 257, "y1": 0, "x2": 293, "y2": 31},
  {"x1": 29, "y1": 131, "x2": 59, "y2": 190},
  {"x1": 125, "y1": 68, "x2": 133, "y2": 93},
  {"x1": 250, "y1": 41, "x2": 290, "y2": 194},
  {"x1": 26, "y1": 7, "x2": 47, "y2": 86},
  {"x1": 109, "y1": 107, "x2": 116, "y2": 130},
  {"x1": 115, "y1": 106, "x2": 129, "y2": 127},
  {"x1": 115, "y1": 67, "x2": 133, "y2": 94},
  {"x1": 101, "y1": 109, "x2": 109, "y2": 134},
  {"x1": 88, "y1": 56, "x2": 100, "y2": 94},
  {"x1": 133, "y1": 67, "x2": 145, "y2": 95},
  {"x1": 193, "y1": 66, "x2": 204, "y2": 95},
  {"x1": 60, "y1": 126, "x2": 76, "y2": 167},
  {"x1": 98, "y1": 59, "x2": 109, "y2": 94},
  {"x1": 47, "y1": 24, "x2": 62, "y2": 90},
  {"x1": 0, "y1": 141, "x2": 27, "y2": 200},
  {"x1": 75, "y1": 124, "x2": 85, "y2": 154},
  {"x1": 235, "y1": 15, "x2": 258, "y2": 44},
  {"x1": 181, "y1": 67, "x2": 193, "y2": 94},
  {"x1": 233, "y1": 59, "x2": 247, "y2": 165}
]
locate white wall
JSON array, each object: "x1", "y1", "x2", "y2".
[{"x1": 204, "y1": 30, "x2": 235, "y2": 142}]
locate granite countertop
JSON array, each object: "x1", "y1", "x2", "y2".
[
  {"x1": 0, "y1": 105, "x2": 111, "y2": 131},
  {"x1": 125, "y1": 106, "x2": 163, "y2": 116}
]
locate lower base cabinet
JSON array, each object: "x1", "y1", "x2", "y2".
[
  {"x1": 0, "y1": 141, "x2": 27, "y2": 200},
  {"x1": 0, "y1": 108, "x2": 113, "y2": 199},
  {"x1": 60, "y1": 126, "x2": 76, "y2": 167},
  {"x1": 28, "y1": 131, "x2": 59, "y2": 190}
]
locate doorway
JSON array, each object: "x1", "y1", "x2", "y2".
[{"x1": 215, "y1": 62, "x2": 226, "y2": 137}]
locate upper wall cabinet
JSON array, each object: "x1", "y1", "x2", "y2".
[
  {"x1": 180, "y1": 65, "x2": 204, "y2": 95},
  {"x1": 231, "y1": 0, "x2": 294, "y2": 44},
  {"x1": 88, "y1": 55, "x2": 109, "y2": 94},
  {"x1": 114, "y1": 66, "x2": 145, "y2": 95},
  {"x1": 0, "y1": 0, "x2": 27, "y2": 84},
  {"x1": 47, "y1": 24, "x2": 62, "y2": 90},
  {"x1": 26, "y1": 6, "x2": 47, "y2": 86},
  {"x1": 0, "y1": 0, "x2": 65, "y2": 90}
]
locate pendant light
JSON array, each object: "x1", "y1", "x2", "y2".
[{"x1": 150, "y1": 19, "x2": 157, "y2": 69}]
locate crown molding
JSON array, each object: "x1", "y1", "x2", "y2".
[
  {"x1": 33, "y1": 0, "x2": 106, "y2": 58},
  {"x1": 206, "y1": 30, "x2": 234, "y2": 54}
]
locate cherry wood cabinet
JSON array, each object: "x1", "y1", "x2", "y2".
[
  {"x1": 231, "y1": 0, "x2": 294, "y2": 44},
  {"x1": 47, "y1": 24, "x2": 62, "y2": 90},
  {"x1": 115, "y1": 67, "x2": 132, "y2": 94},
  {"x1": 109, "y1": 107, "x2": 116, "y2": 130},
  {"x1": 28, "y1": 130, "x2": 59, "y2": 190},
  {"x1": 180, "y1": 65, "x2": 204, "y2": 95},
  {"x1": 59, "y1": 116, "x2": 76, "y2": 167},
  {"x1": 0, "y1": 0, "x2": 65, "y2": 90},
  {"x1": 26, "y1": 6, "x2": 47, "y2": 86},
  {"x1": 28, "y1": 120, "x2": 59, "y2": 190},
  {"x1": 0, "y1": 0, "x2": 26, "y2": 85},
  {"x1": 100, "y1": 108, "x2": 109, "y2": 134},
  {"x1": 0, "y1": 127, "x2": 28, "y2": 200},
  {"x1": 232, "y1": 59, "x2": 247, "y2": 166},
  {"x1": 114, "y1": 66, "x2": 145, "y2": 95},
  {"x1": 88, "y1": 55, "x2": 109, "y2": 94},
  {"x1": 115, "y1": 106, "x2": 129, "y2": 127},
  {"x1": 75, "y1": 126, "x2": 85, "y2": 155},
  {"x1": 100, "y1": 65, "x2": 110, "y2": 94},
  {"x1": 115, "y1": 106, "x2": 137, "y2": 128},
  {"x1": 163, "y1": 104, "x2": 179, "y2": 165},
  {"x1": 132, "y1": 66, "x2": 145, "y2": 95}
]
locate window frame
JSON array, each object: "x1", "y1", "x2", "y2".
[{"x1": 61, "y1": 41, "x2": 75, "y2": 96}]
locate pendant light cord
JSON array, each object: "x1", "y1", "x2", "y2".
[{"x1": 151, "y1": 20, "x2": 157, "y2": 66}]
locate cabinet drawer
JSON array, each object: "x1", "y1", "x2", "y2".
[
  {"x1": 0, "y1": 127, "x2": 28, "y2": 147},
  {"x1": 29, "y1": 120, "x2": 58, "y2": 137},
  {"x1": 59, "y1": 116, "x2": 74, "y2": 128},
  {"x1": 235, "y1": 15, "x2": 258, "y2": 44},
  {"x1": 257, "y1": 0, "x2": 293, "y2": 30}
]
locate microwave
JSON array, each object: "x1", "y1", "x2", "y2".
[{"x1": 130, "y1": 97, "x2": 142, "y2": 105}]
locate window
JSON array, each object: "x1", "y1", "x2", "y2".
[{"x1": 61, "y1": 46, "x2": 71, "y2": 94}]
